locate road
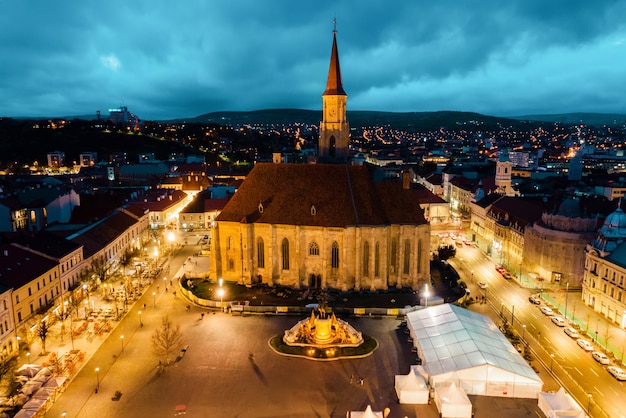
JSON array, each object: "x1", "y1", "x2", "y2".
[{"x1": 451, "y1": 241, "x2": 626, "y2": 418}]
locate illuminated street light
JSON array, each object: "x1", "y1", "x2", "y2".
[
  {"x1": 522, "y1": 325, "x2": 526, "y2": 342},
  {"x1": 26, "y1": 352, "x2": 30, "y2": 363},
  {"x1": 587, "y1": 393, "x2": 592, "y2": 413},
  {"x1": 424, "y1": 284, "x2": 430, "y2": 308},
  {"x1": 95, "y1": 367, "x2": 100, "y2": 392},
  {"x1": 550, "y1": 354, "x2": 554, "y2": 371},
  {"x1": 153, "y1": 292, "x2": 156, "y2": 308},
  {"x1": 120, "y1": 335, "x2": 125, "y2": 353},
  {"x1": 139, "y1": 310, "x2": 143, "y2": 327},
  {"x1": 217, "y1": 288, "x2": 225, "y2": 310}
]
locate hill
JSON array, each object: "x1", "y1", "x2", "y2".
[
  {"x1": 174, "y1": 109, "x2": 551, "y2": 132},
  {"x1": 510, "y1": 112, "x2": 626, "y2": 126}
]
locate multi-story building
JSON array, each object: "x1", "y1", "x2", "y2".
[{"x1": 583, "y1": 205, "x2": 626, "y2": 327}]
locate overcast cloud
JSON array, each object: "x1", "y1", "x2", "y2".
[{"x1": 2, "y1": 0, "x2": 626, "y2": 120}]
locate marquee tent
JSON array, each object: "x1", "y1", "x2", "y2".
[
  {"x1": 538, "y1": 387, "x2": 584, "y2": 418},
  {"x1": 406, "y1": 304, "x2": 542, "y2": 398},
  {"x1": 394, "y1": 367, "x2": 429, "y2": 404},
  {"x1": 346, "y1": 405, "x2": 383, "y2": 418},
  {"x1": 434, "y1": 382, "x2": 472, "y2": 418}
]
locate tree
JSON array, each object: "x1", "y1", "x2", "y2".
[
  {"x1": 119, "y1": 249, "x2": 133, "y2": 278},
  {"x1": 35, "y1": 319, "x2": 51, "y2": 354},
  {"x1": 0, "y1": 355, "x2": 17, "y2": 387},
  {"x1": 90, "y1": 256, "x2": 110, "y2": 284},
  {"x1": 151, "y1": 316, "x2": 183, "y2": 365},
  {"x1": 437, "y1": 244, "x2": 457, "y2": 261}
]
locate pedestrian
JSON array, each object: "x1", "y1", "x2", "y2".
[
  {"x1": 350, "y1": 374, "x2": 354, "y2": 384},
  {"x1": 359, "y1": 377, "x2": 364, "y2": 385},
  {"x1": 165, "y1": 287, "x2": 168, "y2": 293},
  {"x1": 170, "y1": 279, "x2": 173, "y2": 286},
  {"x1": 201, "y1": 312, "x2": 205, "y2": 320},
  {"x1": 173, "y1": 291, "x2": 176, "y2": 297},
  {"x1": 186, "y1": 305, "x2": 190, "y2": 311},
  {"x1": 143, "y1": 303, "x2": 146, "y2": 309}
]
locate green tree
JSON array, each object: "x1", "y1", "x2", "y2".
[
  {"x1": 151, "y1": 316, "x2": 183, "y2": 365},
  {"x1": 437, "y1": 244, "x2": 457, "y2": 261}
]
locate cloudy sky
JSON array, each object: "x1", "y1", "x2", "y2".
[{"x1": 2, "y1": 0, "x2": 626, "y2": 120}]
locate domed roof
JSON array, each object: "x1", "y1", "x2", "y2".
[
  {"x1": 603, "y1": 206, "x2": 626, "y2": 230},
  {"x1": 557, "y1": 197, "x2": 582, "y2": 218}
]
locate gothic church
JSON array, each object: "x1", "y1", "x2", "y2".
[{"x1": 210, "y1": 28, "x2": 431, "y2": 291}]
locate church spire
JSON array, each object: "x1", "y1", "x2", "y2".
[{"x1": 323, "y1": 20, "x2": 346, "y2": 96}]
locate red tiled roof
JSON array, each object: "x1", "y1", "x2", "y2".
[{"x1": 217, "y1": 163, "x2": 427, "y2": 227}]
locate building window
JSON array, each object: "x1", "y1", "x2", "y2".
[
  {"x1": 331, "y1": 241, "x2": 339, "y2": 269},
  {"x1": 403, "y1": 240, "x2": 410, "y2": 275},
  {"x1": 363, "y1": 242, "x2": 370, "y2": 276},
  {"x1": 390, "y1": 239, "x2": 397, "y2": 274},
  {"x1": 417, "y1": 240, "x2": 422, "y2": 274},
  {"x1": 227, "y1": 236, "x2": 233, "y2": 250},
  {"x1": 281, "y1": 238, "x2": 290, "y2": 270},
  {"x1": 374, "y1": 242, "x2": 380, "y2": 277},
  {"x1": 257, "y1": 238, "x2": 265, "y2": 268},
  {"x1": 227, "y1": 258, "x2": 234, "y2": 270},
  {"x1": 309, "y1": 242, "x2": 320, "y2": 256}
]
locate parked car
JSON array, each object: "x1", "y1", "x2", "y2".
[
  {"x1": 495, "y1": 266, "x2": 506, "y2": 274},
  {"x1": 563, "y1": 327, "x2": 579, "y2": 338},
  {"x1": 540, "y1": 306, "x2": 554, "y2": 316},
  {"x1": 592, "y1": 351, "x2": 610, "y2": 365},
  {"x1": 551, "y1": 316, "x2": 566, "y2": 327},
  {"x1": 577, "y1": 339, "x2": 594, "y2": 352},
  {"x1": 478, "y1": 282, "x2": 488, "y2": 289},
  {"x1": 608, "y1": 366, "x2": 626, "y2": 381},
  {"x1": 528, "y1": 294, "x2": 541, "y2": 305},
  {"x1": 502, "y1": 272, "x2": 514, "y2": 280}
]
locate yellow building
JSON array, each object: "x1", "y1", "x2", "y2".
[{"x1": 210, "y1": 29, "x2": 431, "y2": 291}]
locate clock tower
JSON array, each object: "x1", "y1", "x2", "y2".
[{"x1": 319, "y1": 24, "x2": 349, "y2": 161}]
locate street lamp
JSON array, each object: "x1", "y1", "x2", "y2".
[
  {"x1": 471, "y1": 270, "x2": 474, "y2": 283},
  {"x1": 26, "y1": 352, "x2": 30, "y2": 363},
  {"x1": 139, "y1": 310, "x2": 143, "y2": 327},
  {"x1": 564, "y1": 282, "x2": 569, "y2": 320},
  {"x1": 120, "y1": 335, "x2": 124, "y2": 353},
  {"x1": 62, "y1": 412, "x2": 66, "y2": 418},
  {"x1": 424, "y1": 284, "x2": 430, "y2": 308},
  {"x1": 511, "y1": 305, "x2": 515, "y2": 326},
  {"x1": 95, "y1": 367, "x2": 100, "y2": 392},
  {"x1": 550, "y1": 353, "x2": 554, "y2": 371},
  {"x1": 163, "y1": 276, "x2": 167, "y2": 291},
  {"x1": 587, "y1": 393, "x2": 592, "y2": 413},
  {"x1": 522, "y1": 324, "x2": 526, "y2": 342},
  {"x1": 153, "y1": 292, "x2": 156, "y2": 308},
  {"x1": 217, "y1": 288, "x2": 225, "y2": 311}
]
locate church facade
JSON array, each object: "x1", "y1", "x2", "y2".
[{"x1": 209, "y1": 29, "x2": 431, "y2": 291}]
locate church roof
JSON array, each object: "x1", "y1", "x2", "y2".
[
  {"x1": 216, "y1": 163, "x2": 427, "y2": 227},
  {"x1": 323, "y1": 31, "x2": 346, "y2": 96}
]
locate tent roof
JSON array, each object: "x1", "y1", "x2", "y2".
[
  {"x1": 406, "y1": 304, "x2": 541, "y2": 383},
  {"x1": 397, "y1": 368, "x2": 428, "y2": 390},
  {"x1": 437, "y1": 382, "x2": 471, "y2": 405}
]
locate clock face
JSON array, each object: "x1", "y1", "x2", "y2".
[{"x1": 329, "y1": 108, "x2": 336, "y2": 118}]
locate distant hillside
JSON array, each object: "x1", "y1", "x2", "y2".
[
  {"x1": 175, "y1": 109, "x2": 549, "y2": 132},
  {"x1": 511, "y1": 113, "x2": 626, "y2": 126}
]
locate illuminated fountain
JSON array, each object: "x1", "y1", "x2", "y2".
[{"x1": 283, "y1": 304, "x2": 363, "y2": 348}]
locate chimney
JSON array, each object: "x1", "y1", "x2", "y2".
[{"x1": 402, "y1": 171, "x2": 411, "y2": 190}]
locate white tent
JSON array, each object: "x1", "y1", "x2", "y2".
[
  {"x1": 434, "y1": 382, "x2": 472, "y2": 418},
  {"x1": 395, "y1": 367, "x2": 429, "y2": 404},
  {"x1": 346, "y1": 405, "x2": 383, "y2": 418},
  {"x1": 406, "y1": 304, "x2": 543, "y2": 398},
  {"x1": 538, "y1": 387, "x2": 585, "y2": 418}
]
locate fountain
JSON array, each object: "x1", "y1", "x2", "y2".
[
  {"x1": 283, "y1": 293, "x2": 363, "y2": 348},
  {"x1": 283, "y1": 309, "x2": 364, "y2": 347}
]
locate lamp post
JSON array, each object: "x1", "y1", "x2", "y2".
[
  {"x1": 424, "y1": 284, "x2": 430, "y2": 308},
  {"x1": 550, "y1": 354, "x2": 554, "y2": 371},
  {"x1": 139, "y1": 310, "x2": 143, "y2": 327},
  {"x1": 217, "y1": 288, "x2": 224, "y2": 311},
  {"x1": 471, "y1": 270, "x2": 474, "y2": 283},
  {"x1": 522, "y1": 324, "x2": 526, "y2": 342},
  {"x1": 587, "y1": 393, "x2": 592, "y2": 413},
  {"x1": 95, "y1": 367, "x2": 100, "y2": 392},
  {"x1": 163, "y1": 276, "x2": 167, "y2": 291},
  {"x1": 153, "y1": 292, "x2": 156, "y2": 308},
  {"x1": 62, "y1": 412, "x2": 66, "y2": 418},
  {"x1": 564, "y1": 282, "x2": 569, "y2": 320},
  {"x1": 26, "y1": 352, "x2": 30, "y2": 363},
  {"x1": 511, "y1": 305, "x2": 515, "y2": 326},
  {"x1": 120, "y1": 335, "x2": 124, "y2": 353}
]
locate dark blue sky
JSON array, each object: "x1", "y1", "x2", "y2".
[{"x1": 2, "y1": 0, "x2": 626, "y2": 120}]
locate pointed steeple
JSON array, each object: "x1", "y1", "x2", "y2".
[{"x1": 323, "y1": 21, "x2": 346, "y2": 96}]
